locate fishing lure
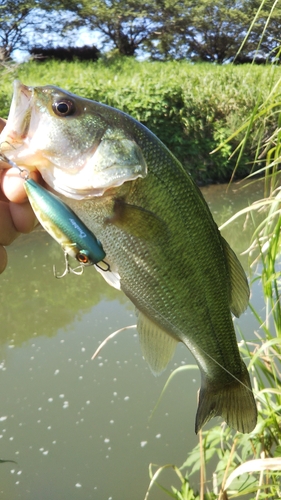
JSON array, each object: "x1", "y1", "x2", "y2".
[{"x1": 15, "y1": 167, "x2": 109, "y2": 278}]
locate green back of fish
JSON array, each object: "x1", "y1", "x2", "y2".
[{"x1": 89, "y1": 110, "x2": 256, "y2": 433}]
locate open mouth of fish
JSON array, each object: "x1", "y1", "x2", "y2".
[
  {"x1": 0, "y1": 80, "x2": 54, "y2": 173},
  {"x1": 0, "y1": 80, "x2": 147, "y2": 200}
]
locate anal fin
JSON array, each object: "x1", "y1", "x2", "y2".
[{"x1": 137, "y1": 311, "x2": 178, "y2": 376}]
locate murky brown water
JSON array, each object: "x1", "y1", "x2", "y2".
[{"x1": 0, "y1": 180, "x2": 266, "y2": 499}]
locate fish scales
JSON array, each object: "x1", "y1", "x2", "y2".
[
  {"x1": 66, "y1": 135, "x2": 249, "y2": 408},
  {"x1": 0, "y1": 80, "x2": 257, "y2": 433}
]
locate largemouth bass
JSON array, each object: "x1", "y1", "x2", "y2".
[{"x1": 0, "y1": 80, "x2": 257, "y2": 433}]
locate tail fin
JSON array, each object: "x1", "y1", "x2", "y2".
[{"x1": 195, "y1": 363, "x2": 257, "y2": 434}]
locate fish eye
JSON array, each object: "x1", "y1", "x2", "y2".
[{"x1": 52, "y1": 99, "x2": 75, "y2": 117}]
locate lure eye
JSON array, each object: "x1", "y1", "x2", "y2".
[
  {"x1": 52, "y1": 99, "x2": 75, "y2": 117},
  {"x1": 76, "y1": 251, "x2": 90, "y2": 265}
]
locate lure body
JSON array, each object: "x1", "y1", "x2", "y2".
[{"x1": 24, "y1": 178, "x2": 106, "y2": 266}]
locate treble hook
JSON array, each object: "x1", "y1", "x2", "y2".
[{"x1": 53, "y1": 251, "x2": 85, "y2": 279}]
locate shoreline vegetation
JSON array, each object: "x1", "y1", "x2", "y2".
[{"x1": 0, "y1": 58, "x2": 281, "y2": 184}]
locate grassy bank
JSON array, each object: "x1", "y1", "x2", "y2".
[{"x1": 1, "y1": 58, "x2": 281, "y2": 183}]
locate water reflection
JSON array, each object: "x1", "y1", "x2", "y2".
[
  {"x1": 203, "y1": 179, "x2": 265, "y2": 264},
  {"x1": 0, "y1": 180, "x2": 265, "y2": 499},
  {"x1": 0, "y1": 231, "x2": 127, "y2": 347}
]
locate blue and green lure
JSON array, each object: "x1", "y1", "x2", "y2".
[{"x1": 17, "y1": 168, "x2": 109, "y2": 278}]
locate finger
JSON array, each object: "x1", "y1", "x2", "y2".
[
  {"x1": 0, "y1": 117, "x2": 6, "y2": 133},
  {"x1": 1, "y1": 168, "x2": 27, "y2": 202},
  {"x1": 1, "y1": 168, "x2": 41, "y2": 203},
  {"x1": 0, "y1": 159, "x2": 11, "y2": 170},
  {"x1": 0, "y1": 245, "x2": 8, "y2": 274},
  {"x1": 9, "y1": 200, "x2": 37, "y2": 234},
  {"x1": 0, "y1": 200, "x2": 19, "y2": 245},
  {"x1": 0, "y1": 171, "x2": 8, "y2": 202},
  {"x1": 0, "y1": 120, "x2": 11, "y2": 172}
]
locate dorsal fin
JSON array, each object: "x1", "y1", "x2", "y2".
[
  {"x1": 221, "y1": 237, "x2": 250, "y2": 317},
  {"x1": 137, "y1": 311, "x2": 178, "y2": 375}
]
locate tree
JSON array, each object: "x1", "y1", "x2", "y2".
[
  {"x1": 59, "y1": 0, "x2": 281, "y2": 63},
  {"x1": 184, "y1": 0, "x2": 256, "y2": 63},
  {"x1": 146, "y1": 0, "x2": 281, "y2": 63},
  {"x1": 2, "y1": 0, "x2": 280, "y2": 63},
  {"x1": 240, "y1": 0, "x2": 281, "y2": 63},
  {"x1": 0, "y1": 0, "x2": 75, "y2": 60},
  {"x1": 140, "y1": 0, "x2": 191, "y2": 60},
  {"x1": 0, "y1": 0, "x2": 38, "y2": 59},
  {"x1": 57, "y1": 0, "x2": 161, "y2": 57}
]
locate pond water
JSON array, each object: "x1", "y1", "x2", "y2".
[{"x1": 0, "y1": 180, "x2": 266, "y2": 499}]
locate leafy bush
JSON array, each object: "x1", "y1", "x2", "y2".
[{"x1": 1, "y1": 58, "x2": 281, "y2": 183}]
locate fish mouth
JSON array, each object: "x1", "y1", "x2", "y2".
[
  {"x1": 0, "y1": 80, "x2": 42, "y2": 172},
  {"x1": 1, "y1": 80, "x2": 33, "y2": 147}
]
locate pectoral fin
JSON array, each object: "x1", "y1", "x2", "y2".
[
  {"x1": 105, "y1": 198, "x2": 168, "y2": 241},
  {"x1": 137, "y1": 311, "x2": 178, "y2": 375},
  {"x1": 222, "y1": 237, "x2": 250, "y2": 317}
]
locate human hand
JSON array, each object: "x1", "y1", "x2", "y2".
[{"x1": 0, "y1": 118, "x2": 40, "y2": 273}]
